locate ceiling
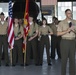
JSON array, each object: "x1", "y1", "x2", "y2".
[
  {"x1": 0, "y1": 0, "x2": 40, "y2": 2},
  {"x1": 0, "y1": 0, "x2": 76, "y2": 2}
]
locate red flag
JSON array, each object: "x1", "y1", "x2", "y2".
[
  {"x1": 23, "y1": 0, "x2": 29, "y2": 52},
  {"x1": 8, "y1": 0, "x2": 14, "y2": 49},
  {"x1": 24, "y1": 0, "x2": 29, "y2": 36}
]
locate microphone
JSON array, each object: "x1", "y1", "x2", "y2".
[
  {"x1": 69, "y1": 22, "x2": 72, "y2": 27},
  {"x1": 68, "y1": 21, "x2": 72, "y2": 33}
]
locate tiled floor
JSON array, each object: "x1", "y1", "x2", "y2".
[
  {"x1": 0, "y1": 49, "x2": 71, "y2": 75},
  {"x1": 0, "y1": 59, "x2": 61, "y2": 75}
]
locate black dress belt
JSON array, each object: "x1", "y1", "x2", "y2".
[
  {"x1": 0, "y1": 35, "x2": 7, "y2": 36},
  {"x1": 42, "y1": 34, "x2": 48, "y2": 36}
]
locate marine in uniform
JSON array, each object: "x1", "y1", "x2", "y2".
[
  {"x1": 25, "y1": 16, "x2": 39, "y2": 66},
  {"x1": 0, "y1": 12, "x2": 9, "y2": 66},
  {"x1": 57, "y1": 9, "x2": 76, "y2": 75},
  {"x1": 12, "y1": 18, "x2": 23, "y2": 66},
  {"x1": 39, "y1": 18, "x2": 53, "y2": 65},
  {"x1": 50, "y1": 18, "x2": 61, "y2": 59}
]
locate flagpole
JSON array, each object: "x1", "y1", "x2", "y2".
[
  {"x1": 10, "y1": 49, "x2": 12, "y2": 66},
  {"x1": 24, "y1": 36, "x2": 26, "y2": 66},
  {"x1": 24, "y1": 43, "x2": 26, "y2": 66}
]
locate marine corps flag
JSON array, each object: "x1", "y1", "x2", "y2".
[
  {"x1": 23, "y1": 0, "x2": 29, "y2": 52},
  {"x1": 24, "y1": 0, "x2": 29, "y2": 36}
]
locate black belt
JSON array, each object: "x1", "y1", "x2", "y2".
[
  {"x1": 0, "y1": 35, "x2": 7, "y2": 36},
  {"x1": 27, "y1": 36, "x2": 33, "y2": 37},
  {"x1": 27, "y1": 36, "x2": 33, "y2": 38},
  {"x1": 41, "y1": 35, "x2": 48, "y2": 36}
]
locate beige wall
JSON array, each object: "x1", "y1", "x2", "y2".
[{"x1": 41, "y1": 0, "x2": 57, "y2": 5}]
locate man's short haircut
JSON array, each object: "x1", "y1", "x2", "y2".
[{"x1": 65, "y1": 9, "x2": 71, "y2": 13}]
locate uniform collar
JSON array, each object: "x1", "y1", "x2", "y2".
[
  {"x1": 64, "y1": 19, "x2": 73, "y2": 23},
  {"x1": 29, "y1": 22, "x2": 33, "y2": 25},
  {"x1": 0, "y1": 21, "x2": 5, "y2": 25}
]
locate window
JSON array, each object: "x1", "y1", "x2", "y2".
[
  {"x1": 73, "y1": 2, "x2": 76, "y2": 20},
  {"x1": 58, "y1": 2, "x2": 72, "y2": 20},
  {"x1": 58, "y1": 2, "x2": 76, "y2": 20}
]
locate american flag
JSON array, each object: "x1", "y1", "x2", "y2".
[{"x1": 8, "y1": 0, "x2": 14, "y2": 49}]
